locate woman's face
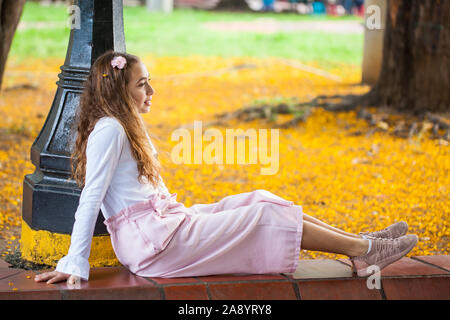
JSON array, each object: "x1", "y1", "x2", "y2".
[{"x1": 127, "y1": 61, "x2": 154, "y2": 113}]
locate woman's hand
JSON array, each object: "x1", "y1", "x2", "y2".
[{"x1": 34, "y1": 270, "x2": 79, "y2": 285}]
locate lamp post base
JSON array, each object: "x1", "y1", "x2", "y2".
[{"x1": 20, "y1": 219, "x2": 119, "y2": 268}]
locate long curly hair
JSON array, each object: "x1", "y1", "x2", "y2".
[{"x1": 70, "y1": 51, "x2": 161, "y2": 189}]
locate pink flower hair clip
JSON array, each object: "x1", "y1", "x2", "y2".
[{"x1": 111, "y1": 56, "x2": 127, "y2": 69}]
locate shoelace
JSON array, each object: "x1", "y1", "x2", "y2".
[
  {"x1": 374, "y1": 237, "x2": 401, "y2": 261},
  {"x1": 369, "y1": 227, "x2": 392, "y2": 239}
]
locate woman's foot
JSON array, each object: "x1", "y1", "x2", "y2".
[
  {"x1": 349, "y1": 234, "x2": 418, "y2": 277},
  {"x1": 359, "y1": 221, "x2": 408, "y2": 239}
]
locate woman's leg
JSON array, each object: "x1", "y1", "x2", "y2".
[
  {"x1": 303, "y1": 213, "x2": 362, "y2": 239},
  {"x1": 301, "y1": 220, "x2": 369, "y2": 257}
]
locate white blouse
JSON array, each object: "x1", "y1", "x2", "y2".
[{"x1": 55, "y1": 117, "x2": 170, "y2": 280}]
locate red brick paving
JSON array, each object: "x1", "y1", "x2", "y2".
[
  {"x1": 0, "y1": 255, "x2": 448, "y2": 300},
  {"x1": 382, "y1": 277, "x2": 450, "y2": 300},
  {"x1": 297, "y1": 278, "x2": 383, "y2": 300}
]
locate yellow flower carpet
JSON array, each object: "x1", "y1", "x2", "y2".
[{"x1": 0, "y1": 56, "x2": 448, "y2": 264}]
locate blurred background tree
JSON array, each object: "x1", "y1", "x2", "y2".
[
  {"x1": 215, "y1": 0, "x2": 250, "y2": 11},
  {"x1": 0, "y1": 0, "x2": 26, "y2": 91},
  {"x1": 366, "y1": 0, "x2": 450, "y2": 114}
]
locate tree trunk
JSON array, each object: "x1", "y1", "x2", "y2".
[
  {"x1": 367, "y1": 0, "x2": 450, "y2": 114},
  {"x1": 215, "y1": 0, "x2": 250, "y2": 11},
  {"x1": 0, "y1": 0, "x2": 26, "y2": 91}
]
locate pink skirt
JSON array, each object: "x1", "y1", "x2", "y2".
[{"x1": 104, "y1": 189, "x2": 303, "y2": 278}]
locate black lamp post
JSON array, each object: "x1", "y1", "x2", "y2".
[{"x1": 22, "y1": 0, "x2": 126, "y2": 240}]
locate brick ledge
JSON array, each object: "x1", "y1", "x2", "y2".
[{"x1": 0, "y1": 255, "x2": 448, "y2": 300}]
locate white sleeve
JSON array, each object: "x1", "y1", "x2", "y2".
[{"x1": 55, "y1": 121, "x2": 125, "y2": 280}]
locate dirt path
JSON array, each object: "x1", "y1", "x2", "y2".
[{"x1": 203, "y1": 19, "x2": 364, "y2": 34}]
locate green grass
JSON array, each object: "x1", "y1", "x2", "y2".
[{"x1": 10, "y1": 2, "x2": 364, "y2": 69}]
